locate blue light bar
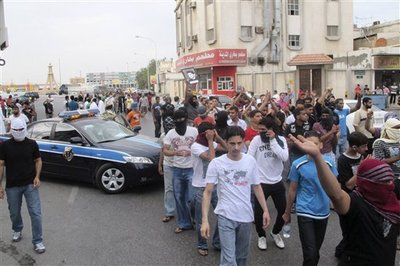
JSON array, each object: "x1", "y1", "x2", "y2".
[{"x1": 58, "y1": 109, "x2": 100, "y2": 118}]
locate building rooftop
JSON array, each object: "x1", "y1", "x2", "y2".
[{"x1": 287, "y1": 54, "x2": 334, "y2": 66}]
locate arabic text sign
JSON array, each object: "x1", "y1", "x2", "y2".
[{"x1": 176, "y1": 49, "x2": 247, "y2": 70}]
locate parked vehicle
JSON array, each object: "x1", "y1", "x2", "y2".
[
  {"x1": 0, "y1": 109, "x2": 162, "y2": 194},
  {"x1": 23, "y1": 92, "x2": 40, "y2": 99}
]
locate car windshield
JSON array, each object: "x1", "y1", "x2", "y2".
[
  {"x1": 346, "y1": 102, "x2": 381, "y2": 111},
  {"x1": 80, "y1": 120, "x2": 135, "y2": 143}
]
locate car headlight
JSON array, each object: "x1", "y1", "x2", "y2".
[{"x1": 123, "y1": 156, "x2": 153, "y2": 164}]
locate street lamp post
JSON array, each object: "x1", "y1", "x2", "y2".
[
  {"x1": 135, "y1": 35, "x2": 159, "y2": 92},
  {"x1": 133, "y1": 53, "x2": 150, "y2": 90}
]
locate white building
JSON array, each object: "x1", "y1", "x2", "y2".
[
  {"x1": 174, "y1": 0, "x2": 354, "y2": 98},
  {"x1": 86, "y1": 71, "x2": 136, "y2": 89}
]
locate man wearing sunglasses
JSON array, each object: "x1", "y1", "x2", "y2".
[{"x1": 0, "y1": 119, "x2": 45, "y2": 254}]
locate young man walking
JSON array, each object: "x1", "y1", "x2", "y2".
[
  {"x1": 201, "y1": 126, "x2": 271, "y2": 266},
  {"x1": 0, "y1": 119, "x2": 46, "y2": 254},
  {"x1": 163, "y1": 109, "x2": 198, "y2": 233},
  {"x1": 283, "y1": 130, "x2": 338, "y2": 266},
  {"x1": 248, "y1": 117, "x2": 289, "y2": 251}
]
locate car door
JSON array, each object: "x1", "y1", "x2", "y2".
[
  {"x1": 27, "y1": 121, "x2": 58, "y2": 176},
  {"x1": 50, "y1": 123, "x2": 92, "y2": 181}
]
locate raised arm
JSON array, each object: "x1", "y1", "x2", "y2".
[{"x1": 288, "y1": 134, "x2": 351, "y2": 215}]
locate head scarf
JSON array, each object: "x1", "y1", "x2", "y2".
[
  {"x1": 378, "y1": 118, "x2": 400, "y2": 143},
  {"x1": 355, "y1": 159, "x2": 400, "y2": 224}
]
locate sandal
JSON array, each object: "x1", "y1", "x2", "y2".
[
  {"x1": 162, "y1": 216, "x2": 173, "y2": 223},
  {"x1": 198, "y1": 248, "x2": 208, "y2": 256},
  {"x1": 175, "y1": 227, "x2": 184, "y2": 234}
]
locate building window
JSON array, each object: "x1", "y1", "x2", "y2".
[
  {"x1": 327, "y1": 25, "x2": 339, "y2": 37},
  {"x1": 207, "y1": 28, "x2": 215, "y2": 41},
  {"x1": 288, "y1": 0, "x2": 299, "y2": 15},
  {"x1": 241, "y1": 26, "x2": 252, "y2": 38},
  {"x1": 217, "y1": 76, "x2": 234, "y2": 91},
  {"x1": 288, "y1": 35, "x2": 300, "y2": 47}
]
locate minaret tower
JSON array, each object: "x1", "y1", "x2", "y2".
[{"x1": 45, "y1": 63, "x2": 58, "y2": 91}]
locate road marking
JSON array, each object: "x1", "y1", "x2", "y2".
[
  {"x1": 0, "y1": 239, "x2": 35, "y2": 266},
  {"x1": 67, "y1": 186, "x2": 79, "y2": 204}
]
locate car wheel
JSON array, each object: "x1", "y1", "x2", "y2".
[{"x1": 96, "y1": 163, "x2": 127, "y2": 194}]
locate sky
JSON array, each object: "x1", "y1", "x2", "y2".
[{"x1": 0, "y1": 0, "x2": 399, "y2": 85}]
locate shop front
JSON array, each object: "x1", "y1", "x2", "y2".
[
  {"x1": 373, "y1": 54, "x2": 400, "y2": 88},
  {"x1": 176, "y1": 48, "x2": 247, "y2": 97}
]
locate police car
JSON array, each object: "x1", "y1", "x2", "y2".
[{"x1": 1, "y1": 109, "x2": 162, "y2": 194}]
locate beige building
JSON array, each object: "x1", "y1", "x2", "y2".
[{"x1": 173, "y1": 0, "x2": 354, "y2": 99}]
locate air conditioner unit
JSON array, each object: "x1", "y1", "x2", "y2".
[
  {"x1": 191, "y1": 35, "x2": 198, "y2": 41},
  {"x1": 189, "y1": 1, "x2": 197, "y2": 8},
  {"x1": 177, "y1": 42, "x2": 182, "y2": 47},
  {"x1": 255, "y1": 27, "x2": 264, "y2": 34}
]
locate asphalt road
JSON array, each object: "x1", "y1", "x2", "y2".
[{"x1": 0, "y1": 95, "x2": 398, "y2": 265}]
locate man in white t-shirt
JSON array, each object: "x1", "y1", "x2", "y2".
[
  {"x1": 201, "y1": 126, "x2": 271, "y2": 266},
  {"x1": 6, "y1": 106, "x2": 29, "y2": 132},
  {"x1": 191, "y1": 122, "x2": 227, "y2": 256},
  {"x1": 227, "y1": 106, "x2": 247, "y2": 130},
  {"x1": 248, "y1": 117, "x2": 289, "y2": 251},
  {"x1": 163, "y1": 109, "x2": 198, "y2": 233}
]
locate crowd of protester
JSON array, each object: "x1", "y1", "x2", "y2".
[{"x1": 152, "y1": 85, "x2": 399, "y2": 266}]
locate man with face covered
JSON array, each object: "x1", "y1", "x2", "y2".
[
  {"x1": 248, "y1": 117, "x2": 289, "y2": 251},
  {"x1": 0, "y1": 119, "x2": 45, "y2": 254},
  {"x1": 6, "y1": 106, "x2": 29, "y2": 132},
  {"x1": 312, "y1": 108, "x2": 339, "y2": 162},
  {"x1": 163, "y1": 109, "x2": 198, "y2": 233}
]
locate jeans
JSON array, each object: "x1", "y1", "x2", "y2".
[
  {"x1": 254, "y1": 181, "x2": 286, "y2": 236},
  {"x1": 297, "y1": 216, "x2": 328, "y2": 266},
  {"x1": 163, "y1": 165, "x2": 175, "y2": 217},
  {"x1": 336, "y1": 135, "x2": 348, "y2": 159},
  {"x1": 193, "y1": 186, "x2": 220, "y2": 250},
  {"x1": 154, "y1": 117, "x2": 161, "y2": 138},
  {"x1": 390, "y1": 94, "x2": 397, "y2": 104},
  {"x1": 218, "y1": 215, "x2": 252, "y2": 266},
  {"x1": 6, "y1": 184, "x2": 43, "y2": 245},
  {"x1": 172, "y1": 167, "x2": 193, "y2": 229}
]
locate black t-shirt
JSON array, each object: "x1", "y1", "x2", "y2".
[
  {"x1": 152, "y1": 103, "x2": 162, "y2": 119},
  {"x1": 337, "y1": 153, "x2": 362, "y2": 193},
  {"x1": 285, "y1": 122, "x2": 310, "y2": 159},
  {"x1": 0, "y1": 138, "x2": 41, "y2": 188},
  {"x1": 339, "y1": 193, "x2": 399, "y2": 266}
]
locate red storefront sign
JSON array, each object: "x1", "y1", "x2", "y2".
[{"x1": 176, "y1": 48, "x2": 247, "y2": 71}]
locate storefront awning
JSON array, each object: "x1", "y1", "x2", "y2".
[{"x1": 287, "y1": 54, "x2": 334, "y2": 66}]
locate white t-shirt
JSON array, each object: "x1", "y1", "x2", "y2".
[
  {"x1": 205, "y1": 153, "x2": 261, "y2": 223},
  {"x1": 163, "y1": 126, "x2": 198, "y2": 168},
  {"x1": 159, "y1": 133, "x2": 173, "y2": 167},
  {"x1": 285, "y1": 114, "x2": 295, "y2": 125},
  {"x1": 227, "y1": 119, "x2": 247, "y2": 130},
  {"x1": 89, "y1": 102, "x2": 99, "y2": 110},
  {"x1": 8, "y1": 114, "x2": 29, "y2": 129},
  {"x1": 98, "y1": 100, "x2": 105, "y2": 114},
  {"x1": 248, "y1": 135, "x2": 289, "y2": 184},
  {"x1": 191, "y1": 141, "x2": 218, "y2": 187}
]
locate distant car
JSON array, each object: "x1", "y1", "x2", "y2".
[
  {"x1": 24, "y1": 92, "x2": 40, "y2": 99},
  {"x1": 0, "y1": 109, "x2": 162, "y2": 194},
  {"x1": 46, "y1": 92, "x2": 58, "y2": 96},
  {"x1": 206, "y1": 94, "x2": 233, "y2": 109},
  {"x1": 345, "y1": 99, "x2": 387, "y2": 133}
]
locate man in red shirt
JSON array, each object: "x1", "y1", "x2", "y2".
[
  {"x1": 194, "y1": 106, "x2": 215, "y2": 127},
  {"x1": 245, "y1": 110, "x2": 262, "y2": 147}
]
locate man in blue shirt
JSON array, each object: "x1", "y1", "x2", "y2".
[
  {"x1": 283, "y1": 130, "x2": 338, "y2": 266},
  {"x1": 68, "y1": 95, "x2": 79, "y2": 111},
  {"x1": 333, "y1": 95, "x2": 361, "y2": 158}
]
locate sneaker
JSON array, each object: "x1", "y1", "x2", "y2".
[
  {"x1": 12, "y1": 231, "x2": 22, "y2": 242},
  {"x1": 34, "y1": 242, "x2": 46, "y2": 254},
  {"x1": 257, "y1": 236, "x2": 267, "y2": 250},
  {"x1": 270, "y1": 232, "x2": 285, "y2": 249}
]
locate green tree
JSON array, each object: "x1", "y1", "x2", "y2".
[{"x1": 135, "y1": 59, "x2": 156, "y2": 90}]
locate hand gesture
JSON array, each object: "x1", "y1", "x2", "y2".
[
  {"x1": 33, "y1": 177, "x2": 41, "y2": 188},
  {"x1": 266, "y1": 129, "x2": 275, "y2": 139},
  {"x1": 282, "y1": 211, "x2": 291, "y2": 224},
  {"x1": 205, "y1": 130, "x2": 215, "y2": 142},
  {"x1": 262, "y1": 211, "x2": 271, "y2": 230},
  {"x1": 158, "y1": 165, "x2": 164, "y2": 175},
  {"x1": 288, "y1": 134, "x2": 321, "y2": 158},
  {"x1": 201, "y1": 221, "x2": 210, "y2": 239}
]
